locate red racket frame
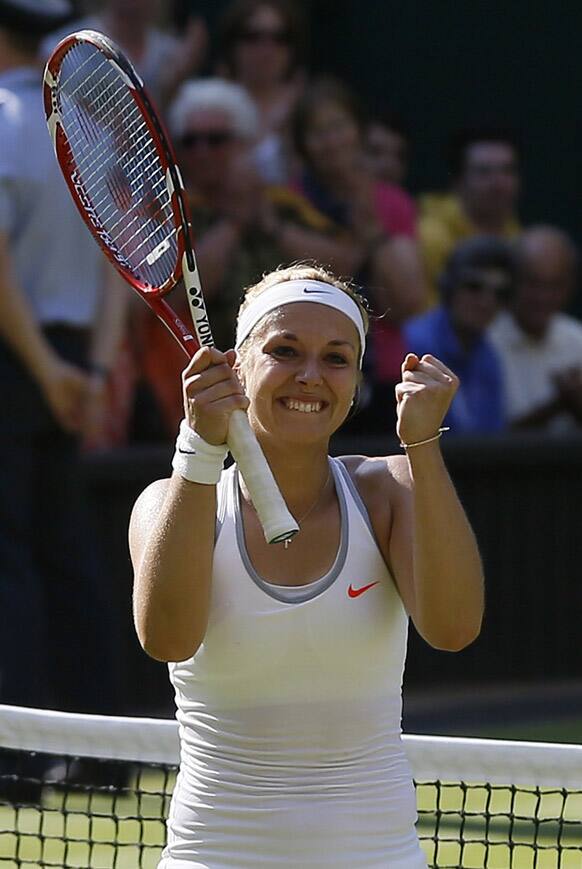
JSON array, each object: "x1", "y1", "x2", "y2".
[{"x1": 44, "y1": 30, "x2": 198, "y2": 357}]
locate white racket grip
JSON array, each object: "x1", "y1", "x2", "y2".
[{"x1": 227, "y1": 409, "x2": 299, "y2": 544}]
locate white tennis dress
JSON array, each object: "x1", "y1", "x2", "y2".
[{"x1": 159, "y1": 458, "x2": 427, "y2": 868}]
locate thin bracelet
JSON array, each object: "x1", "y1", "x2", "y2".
[{"x1": 400, "y1": 427, "x2": 450, "y2": 450}]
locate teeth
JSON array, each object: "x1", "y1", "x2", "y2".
[{"x1": 285, "y1": 399, "x2": 322, "y2": 413}]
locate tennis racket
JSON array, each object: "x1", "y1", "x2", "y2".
[{"x1": 43, "y1": 29, "x2": 298, "y2": 545}]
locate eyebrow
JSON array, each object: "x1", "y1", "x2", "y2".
[{"x1": 272, "y1": 331, "x2": 356, "y2": 351}]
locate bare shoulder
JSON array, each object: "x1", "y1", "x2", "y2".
[
  {"x1": 129, "y1": 478, "x2": 171, "y2": 558},
  {"x1": 339, "y1": 453, "x2": 411, "y2": 496},
  {"x1": 337, "y1": 454, "x2": 411, "y2": 558},
  {"x1": 337, "y1": 453, "x2": 411, "y2": 526}
]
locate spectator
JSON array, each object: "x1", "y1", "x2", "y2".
[
  {"x1": 139, "y1": 78, "x2": 356, "y2": 435},
  {"x1": 404, "y1": 237, "x2": 515, "y2": 434},
  {"x1": 291, "y1": 78, "x2": 427, "y2": 433},
  {"x1": 217, "y1": 0, "x2": 307, "y2": 183},
  {"x1": 0, "y1": 0, "x2": 127, "y2": 798},
  {"x1": 366, "y1": 108, "x2": 411, "y2": 189},
  {"x1": 43, "y1": 0, "x2": 208, "y2": 107},
  {"x1": 419, "y1": 125, "x2": 522, "y2": 305},
  {"x1": 489, "y1": 226, "x2": 582, "y2": 433}
]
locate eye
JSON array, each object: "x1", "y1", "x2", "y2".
[
  {"x1": 269, "y1": 344, "x2": 297, "y2": 359},
  {"x1": 326, "y1": 352, "x2": 349, "y2": 366}
]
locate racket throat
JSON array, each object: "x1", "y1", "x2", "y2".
[{"x1": 182, "y1": 252, "x2": 214, "y2": 348}]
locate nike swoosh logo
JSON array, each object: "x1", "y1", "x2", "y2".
[
  {"x1": 303, "y1": 287, "x2": 332, "y2": 294},
  {"x1": 177, "y1": 446, "x2": 197, "y2": 454},
  {"x1": 348, "y1": 581, "x2": 380, "y2": 598}
]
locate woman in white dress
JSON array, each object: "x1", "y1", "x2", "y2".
[{"x1": 129, "y1": 263, "x2": 484, "y2": 868}]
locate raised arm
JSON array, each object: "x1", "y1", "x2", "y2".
[
  {"x1": 129, "y1": 346, "x2": 248, "y2": 662},
  {"x1": 386, "y1": 353, "x2": 484, "y2": 650}
]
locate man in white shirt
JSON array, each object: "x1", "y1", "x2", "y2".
[{"x1": 489, "y1": 225, "x2": 582, "y2": 433}]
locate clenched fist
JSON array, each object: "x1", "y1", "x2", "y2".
[{"x1": 395, "y1": 353, "x2": 458, "y2": 446}]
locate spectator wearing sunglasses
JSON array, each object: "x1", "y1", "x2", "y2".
[
  {"x1": 489, "y1": 226, "x2": 582, "y2": 433},
  {"x1": 134, "y1": 78, "x2": 359, "y2": 436},
  {"x1": 419, "y1": 125, "x2": 522, "y2": 306},
  {"x1": 404, "y1": 237, "x2": 515, "y2": 434},
  {"x1": 217, "y1": 0, "x2": 307, "y2": 183}
]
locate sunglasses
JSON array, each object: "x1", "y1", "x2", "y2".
[
  {"x1": 238, "y1": 27, "x2": 291, "y2": 45},
  {"x1": 180, "y1": 131, "x2": 233, "y2": 149}
]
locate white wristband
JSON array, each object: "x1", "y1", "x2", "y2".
[{"x1": 172, "y1": 419, "x2": 228, "y2": 485}]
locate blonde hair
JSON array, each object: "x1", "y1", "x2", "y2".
[{"x1": 237, "y1": 263, "x2": 369, "y2": 359}]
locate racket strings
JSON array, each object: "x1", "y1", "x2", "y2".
[{"x1": 55, "y1": 42, "x2": 178, "y2": 289}]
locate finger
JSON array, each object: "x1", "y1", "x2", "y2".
[
  {"x1": 193, "y1": 393, "x2": 250, "y2": 416},
  {"x1": 184, "y1": 363, "x2": 241, "y2": 396},
  {"x1": 401, "y1": 370, "x2": 443, "y2": 385},
  {"x1": 188, "y1": 378, "x2": 246, "y2": 408},
  {"x1": 401, "y1": 353, "x2": 420, "y2": 373},
  {"x1": 402, "y1": 364, "x2": 456, "y2": 386},
  {"x1": 419, "y1": 354, "x2": 457, "y2": 381},
  {"x1": 182, "y1": 346, "x2": 229, "y2": 378}
]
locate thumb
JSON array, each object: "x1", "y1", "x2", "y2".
[{"x1": 402, "y1": 352, "x2": 419, "y2": 373}]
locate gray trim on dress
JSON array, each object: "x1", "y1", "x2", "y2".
[
  {"x1": 332, "y1": 459, "x2": 379, "y2": 546},
  {"x1": 233, "y1": 458, "x2": 349, "y2": 604}
]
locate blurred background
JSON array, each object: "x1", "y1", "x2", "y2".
[{"x1": 1, "y1": 0, "x2": 582, "y2": 745}]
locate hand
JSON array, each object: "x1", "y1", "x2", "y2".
[
  {"x1": 38, "y1": 355, "x2": 91, "y2": 433},
  {"x1": 182, "y1": 346, "x2": 249, "y2": 445},
  {"x1": 395, "y1": 353, "x2": 458, "y2": 446}
]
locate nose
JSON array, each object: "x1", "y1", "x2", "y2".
[{"x1": 295, "y1": 356, "x2": 323, "y2": 387}]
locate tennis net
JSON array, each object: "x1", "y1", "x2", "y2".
[{"x1": 1, "y1": 704, "x2": 581, "y2": 868}]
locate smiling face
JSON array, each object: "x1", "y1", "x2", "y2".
[{"x1": 238, "y1": 302, "x2": 360, "y2": 446}]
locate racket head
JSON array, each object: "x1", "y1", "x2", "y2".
[{"x1": 43, "y1": 29, "x2": 192, "y2": 299}]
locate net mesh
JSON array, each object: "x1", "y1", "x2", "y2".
[
  {"x1": 54, "y1": 41, "x2": 178, "y2": 289},
  {"x1": 1, "y1": 706, "x2": 581, "y2": 868}
]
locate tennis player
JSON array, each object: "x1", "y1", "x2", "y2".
[{"x1": 130, "y1": 264, "x2": 484, "y2": 868}]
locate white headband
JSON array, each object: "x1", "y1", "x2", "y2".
[{"x1": 235, "y1": 280, "x2": 366, "y2": 366}]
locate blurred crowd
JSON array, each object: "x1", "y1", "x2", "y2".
[
  {"x1": 16, "y1": 0, "x2": 582, "y2": 448},
  {"x1": 2, "y1": 0, "x2": 582, "y2": 731}
]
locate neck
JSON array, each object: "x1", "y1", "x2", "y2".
[{"x1": 240, "y1": 436, "x2": 332, "y2": 515}]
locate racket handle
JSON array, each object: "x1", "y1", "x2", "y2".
[{"x1": 227, "y1": 410, "x2": 299, "y2": 544}]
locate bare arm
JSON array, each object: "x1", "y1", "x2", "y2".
[
  {"x1": 82, "y1": 264, "x2": 131, "y2": 443},
  {"x1": 0, "y1": 231, "x2": 88, "y2": 431},
  {"x1": 129, "y1": 346, "x2": 248, "y2": 662},
  {"x1": 387, "y1": 353, "x2": 484, "y2": 650},
  {"x1": 88, "y1": 264, "x2": 130, "y2": 374},
  {"x1": 130, "y1": 475, "x2": 217, "y2": 662}
]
